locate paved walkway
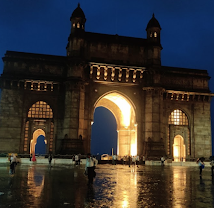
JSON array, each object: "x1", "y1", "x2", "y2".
[{"x1": 0, "y1": 163, "x2": 213, "y2": 208}]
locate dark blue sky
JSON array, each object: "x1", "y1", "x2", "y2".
[
  {"x1": 0, "y1": 0, "x2": 214, "y2": 154},
  {"x1": 91, "y1": 107, "x2": 117, "y2": 155}
]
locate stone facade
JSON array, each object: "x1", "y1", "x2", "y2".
[{"x1": 0, "y1": 4, "x2": 212, "y2": 160}]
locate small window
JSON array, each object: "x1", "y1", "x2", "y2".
[
  {"x1": 154, "y1": 32, "x2": 157, "y2": 37},
  {"x1": 150, "y1": 32, "x2": 153, "y2": 37},
  {"x1": 72, "y1": 23, "x2": 75, "y2": 28},
  {"x1": 77, "y1": 23, "x2": 80, "y2": 28}
]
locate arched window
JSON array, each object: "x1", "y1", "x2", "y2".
[
  {"x1": 28, "y1": 101, "x2": 53, "y2": 118},
  {"x1": 154, "y1": 32, "x2": 157, "y2": 37},
  {"x1": 168, "y1": 109, "x2": 188, "y2": 125}
]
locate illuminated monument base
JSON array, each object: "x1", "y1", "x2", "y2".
[{"x1": 0, "y1": 4, "x2": 212, "y2": 160}]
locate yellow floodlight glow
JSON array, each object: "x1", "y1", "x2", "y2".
[
  {"x1": 104, "y1": 93, "x2": 131, "y2": 127},
  {"x1": 174, "y1": 146, "x2": 179, "y2": 157},
  {"x1": 131, "y1": 143, "x2": 137, "y2": 156}
]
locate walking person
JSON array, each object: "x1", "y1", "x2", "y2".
[
  {"x1": 10, "y1": 153, "x2": 17, "y2": 174},
  {"x1": 85, "y1": 153, "x2": 98, "y2": 185}
]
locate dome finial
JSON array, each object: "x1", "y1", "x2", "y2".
[
  {"x1": 71, "y1": 3, "x2": 86, "y2": 20},
  {"x1": 146, "y1": 13, "x2": 161, "y2": 30}
]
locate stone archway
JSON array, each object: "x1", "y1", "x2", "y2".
[
  {"x1": 93, "y1": 92, "x2": 137, "y2": 156},
  {"x1": 30, "y1": 129, "x2": 46, "y2": 155},
  {"x1": 173, "y1": 135, "x2": 186, "y2": 162}
]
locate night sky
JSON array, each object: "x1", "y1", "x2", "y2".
[{"x1": 0, "y1": 1, "x2": 214, "y2": 155}]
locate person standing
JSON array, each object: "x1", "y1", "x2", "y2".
[
  {"x1": 85, "y1": 153, "x2": 98, "y2": 185},
  {"x1": 48, "y1": 154, "x2": 52, "y2": 165},
  {"x1": 75, "y1": 154, "x2": 79, "y2": 166},
  {"x1": 112, "y1": 155, "x2": 117, "y2": 165},
  {"x1": 10, "y1": 154, "x2": 17, "y2": 174},
  {"x1": 132, "y1": 156, "x2": 136, "y2": 166},
  {"x1": 211, "y1": 159, "x2": 214, "y2": 176},
  {"x1": 161, "y1": 156, "x2": 165, "y2": 166},
  {"x1": 197, "y1": 158, "x2": 205, "y2": 175},
  {"x1": 78, "y1": 153, "x2": 81, "y2": 165},
  {"x1": 142, "y1": 155, "x2": 145, "y2": 165},
  {"x1": 136, "y1": 155, "x2": 139, "y2": 167},
  {"x1": 29, "y1": 153, "x2": 32, "y2": 161}
]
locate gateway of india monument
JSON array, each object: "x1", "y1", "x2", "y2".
[{"x1": 0, "y1": 4, "x2": 212, "y2": 161}]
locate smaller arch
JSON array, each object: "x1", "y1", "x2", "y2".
[
  {"x1": 173, "y1": 135, "x2": 186, "y2": 162},
  {"x1": 30, "y1": 129, "x2": 46, "y2": 155}
]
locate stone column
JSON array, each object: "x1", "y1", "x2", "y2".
[
  {"x1": 63, "y1": 84, "x2": 79, "y2": 139},
  {"x1": 144, "y1": 87, "x2": 163, "y2": 142},
  {"x1": 0, "y1": 89, "x2": 24, "y2": 153},
  {"x1": 193, "y1": 101, "x2": 212, "y2": 158}
]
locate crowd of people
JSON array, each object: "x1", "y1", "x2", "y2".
[{"x1": 8, "y1": 152, "x2": 214, "y2": 185}]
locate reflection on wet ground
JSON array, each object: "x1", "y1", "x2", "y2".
[{"x1": 0, "y1": 163, "x2": 213, "y2": 207}]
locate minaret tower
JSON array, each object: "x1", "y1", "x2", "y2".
[
  {"x1": 146, "y1": 14, "x2": 162, "y2": 66},
  {"x1": 66, "y1": 3, "x2": 86, "y2": 56}
]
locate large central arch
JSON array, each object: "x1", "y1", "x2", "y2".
[{"x1": 93, "y1": 92, "x2": 137, "y2": 156}]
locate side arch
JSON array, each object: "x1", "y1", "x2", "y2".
[
  {"x1": 23, "y1": 100, "x2": 54, "y2": 154},
  {"x1": 168, "y1": 109, "x2": 190, "y2": 160}
]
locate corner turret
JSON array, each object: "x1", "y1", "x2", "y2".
[
  {"x1": 146, "y1": 13, "x2": 161, "y2": 43},
  {"x1": 146, "y1": 14, "x2": 162, "y2": 66},
  {"x1": 66, "y1": 3, "x2": 86, "y2": 57},
  {"x1": 70, "y1": 3, "x2": 86, "y2": 33}
]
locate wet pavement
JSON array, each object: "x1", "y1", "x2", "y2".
[{"x1": 0, "y1": 163, "x2": 213, "y2": 208}]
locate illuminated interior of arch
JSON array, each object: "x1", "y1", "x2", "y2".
[
  {"x1": 30, "y1": 129, "x2": 46, "y2": 155},
  {"x1": 173, "y1": 135, "x2": 186, "y2": 162},
  {"x1": 104, "y1": 93, "x2": 131, "y2": 127},
  {"x1": 96, "y1": 92, "x2": 137, "y2": 156}
]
